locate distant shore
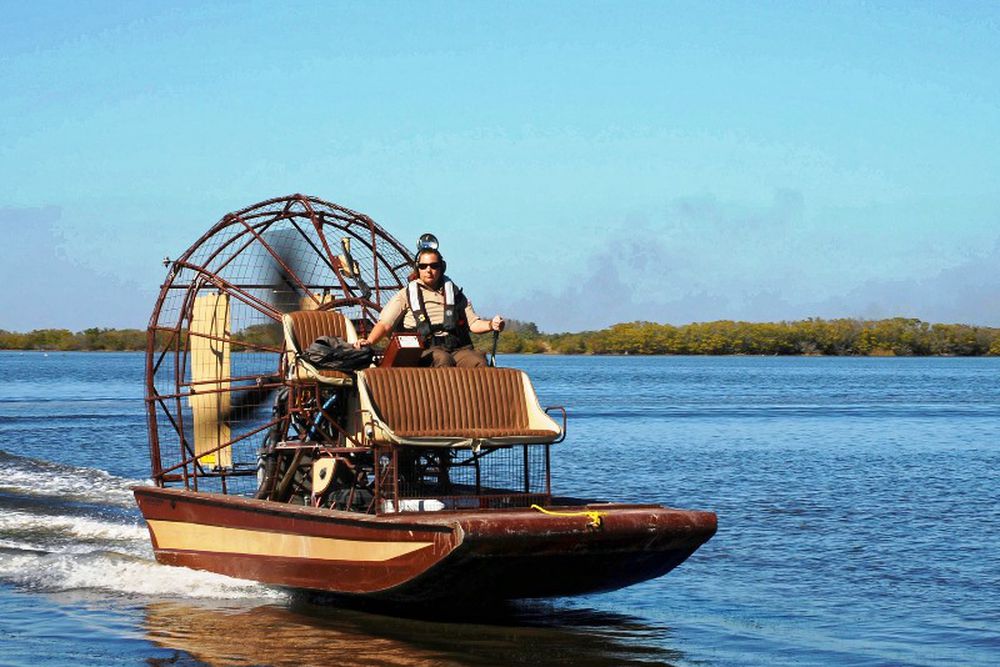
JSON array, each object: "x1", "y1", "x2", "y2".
[{"x1": 3, "y1": 318, "x2": 1000, "y2": 356}]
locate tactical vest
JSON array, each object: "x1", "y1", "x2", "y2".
[{"x1": 406, "y1": 279, "x2": 472, "y2": 351}]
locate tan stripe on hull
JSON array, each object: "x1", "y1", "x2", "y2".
[{"x1": 147, "y1": 520, "x2": 434, "y2": 562}]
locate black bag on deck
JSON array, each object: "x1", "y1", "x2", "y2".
[{"x1": 300, "y1": 336, "x2": 373, "y2": 372}]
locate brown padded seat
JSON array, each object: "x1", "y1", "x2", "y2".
[
  {"x1": 287, "y1": 310, "x2": 350, "y2": 344},
  {"x1": 361, "y1": 367, "x2": 556, "y2": 439},
  {"x1": 283, "y1": 310, "x2": 357, "y2": 384}
]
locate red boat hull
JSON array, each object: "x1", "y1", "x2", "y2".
[{"x1": 133, "y1": 486, "x2": 716, "y2": 602}]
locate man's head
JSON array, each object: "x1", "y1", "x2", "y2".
[{"x1": 416, "y1": 249, "x2": 445, "y2": 288}]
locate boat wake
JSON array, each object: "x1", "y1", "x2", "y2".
[{"x1": 0, "y1": 450, "x2": 283, "y2": 602}]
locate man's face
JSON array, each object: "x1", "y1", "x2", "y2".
[{"x1": 416, "y1": 251, "x2": 442, "y2": 288}]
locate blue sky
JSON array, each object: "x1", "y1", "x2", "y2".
[{"x1": 2, "y1": 1, "x2": 999, "y2": 332}]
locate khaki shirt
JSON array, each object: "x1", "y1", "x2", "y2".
[{"x1": 378, "y1": 279, "x2": 483, "y2": 332}]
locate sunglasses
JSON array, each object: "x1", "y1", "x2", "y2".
[{"x1": 417, "y1": 262, "x2": 442, "y2": 270}]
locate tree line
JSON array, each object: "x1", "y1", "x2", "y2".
[
  {"x1": 4, "y1": 317, "x2": 1000, "y2": 356},
  {"x1": 0, "y1": 327, "x2": 147, "y2": 351},
  {"x1": 473, "y1": 317, "x2": 1000, "y2": 356}
]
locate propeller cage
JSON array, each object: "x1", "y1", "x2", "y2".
[{"x1": 145, "y1": 194, "x2": 414, "y2": 494}]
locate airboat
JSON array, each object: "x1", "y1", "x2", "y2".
[{"x1": 133, "y1": 194, "x2": 716, "y2": 603}]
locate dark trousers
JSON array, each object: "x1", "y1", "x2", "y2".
[{"x1": 420, "y1": 344, "x2": 487, "y2": 368}]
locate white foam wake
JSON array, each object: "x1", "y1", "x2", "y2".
[
  {"x1": 0, "y1": 548, "x2": 284, "y2": 600},
  {"x1": 0, "y1": 512, "x2": 284, "y2": 602},
  {"x1": 0, "y1": 453, "x2": 146, "y2": 507},
  {"x1": 0, "y1": 452, "x2": 284, "y2": 602},
  {"x1": 0, "y1": 509, "x2": 150, "y2": 550}
]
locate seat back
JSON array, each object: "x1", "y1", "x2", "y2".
[
  {"x1": 357, "y1": 367, "x2": 561, "y2": 447},
  {"x1": 282, "y1": 310, "x2": 359, "y2": 384},
  {"x1": 284, "y1": 310, "x2": 357, "y2": 349}
]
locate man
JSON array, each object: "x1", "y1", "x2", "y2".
[{"x1": 354, "y1": 246, "x2": 504, "y2": 367}]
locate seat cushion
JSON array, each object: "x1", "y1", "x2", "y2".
[{"x1": 290, "y1": 366, "x2": 353, "y2": 383}]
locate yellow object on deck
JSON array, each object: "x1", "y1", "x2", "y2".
[{"x1": 530, "y1": 504, "x2": 604, "y2": 529}]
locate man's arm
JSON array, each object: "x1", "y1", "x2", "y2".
[
  {"x1": 464, "y1": 296, "x2": 504, "y2": 334},
  {"x1": 469, "y1": 315, "x2": 505, "y2": 334},
  {"x1": 355, "y1": 289, "x2": 405, "y2": 348},
  {"x1": 356, "y1": 320, "x2": 393, "y2": 347}
]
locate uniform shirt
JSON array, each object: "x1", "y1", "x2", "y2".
[{"x1": 377, "y1": 279, "x2": 484, "y2": 332}]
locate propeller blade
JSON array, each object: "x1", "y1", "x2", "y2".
[
  {"x1": 222, "y1": 375, "x2": 282, "y2": 425},
  {"x1": 260, "y1": 228, "x2": 312, "y2": 313}
]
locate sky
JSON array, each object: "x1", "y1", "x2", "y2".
[{"x1": 1, "y1": 1, "x2": 999, "y2": 333}]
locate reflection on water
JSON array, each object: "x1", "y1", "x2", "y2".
[{"x1": 142, "y1": 597, "x2": 683, "y2": 666}]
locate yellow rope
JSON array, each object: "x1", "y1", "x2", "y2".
[{"x1": 530, "y1": 504, "x2": 604, "y2": 528}]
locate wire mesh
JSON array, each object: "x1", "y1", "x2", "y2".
[
  {"x1": 146, "y1": 195, "x2": 413, "y2": 495},
  {"x1": 388, "y1": 445, "x2": 551, "y2": 511}
]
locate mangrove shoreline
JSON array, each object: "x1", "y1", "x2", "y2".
[{"x1": 3, "y1": 318, "x2": 1000, "y2": 356}]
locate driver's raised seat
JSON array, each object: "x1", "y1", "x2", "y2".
[{"x1": 282, "y1": 310, "x2": 359, "y2": 386}]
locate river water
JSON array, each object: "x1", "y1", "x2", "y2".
[{"x1": 0, "y1": 352, "x2": 997, "y2": 666}]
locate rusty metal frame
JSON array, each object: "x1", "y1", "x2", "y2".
[
  {"x1": 145, "y1": 194, "x2": 412, "y2": 495},
  {"x1": 284, "y1": 381, "x2": 363, "y2": 449}
]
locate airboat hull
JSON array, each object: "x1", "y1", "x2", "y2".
[{"x1": 133, "y1": 486, "x2": 716, "y2": 602}]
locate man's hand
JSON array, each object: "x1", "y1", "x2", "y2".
[
  {"x1": 355, "y1": 322, "x2": 387, "y2": 348},
  {"x1": 491, "y1": 315, "x2": 505, "y2": 332}
]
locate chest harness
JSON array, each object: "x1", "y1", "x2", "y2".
[{"x1": 407, "y1": 279, "x2": 471, "y2": 350}]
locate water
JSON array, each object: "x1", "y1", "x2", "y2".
[{"x1": 0, "y1": 351, "x2": 998, "y2": 665}]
